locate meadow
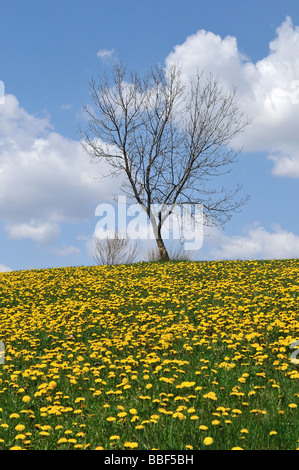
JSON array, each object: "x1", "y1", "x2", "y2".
[{"x1": 0, "y1": 259, "x2": 298, "y2": 450}]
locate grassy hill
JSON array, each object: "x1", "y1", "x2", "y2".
[{"x1": 0, "y1": 259, "x2": 298, "y2": 450}]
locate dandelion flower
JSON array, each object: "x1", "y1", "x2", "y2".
[
  {"x1": 124, "y1": 441, "x2": 138, "y2": 448},
  {"x1": 203, "y1": 437, "x2": 213, "y2": 446},
  {"x1": 57, "y1": 437, "x2": 68, "y2": 445},
  {"x1": 199, "y1": 425, "x2": 208, "y2": 431},
  {"x1": 176, "y1": 381, "x2": 196, "y2": 389},
  {"x1": 74, "y1": 397, "x2": 85, "y2": 403},
  {"x1": 240, "y1": 429, "x2": 249, "y2": 434},
  {"x1": 203, "y1": 392, "x2": 217, "y2": 401},
  {"x1": 151, "y1": 414, "x2": 160, "y2": 420},
  {"x1": 172, "y1": 412, "x2": 186, "y2": 420},
  {"x1": 48, "y1": 381, "x2": 57, "y2": 391},
  {"x1": 22, "y1": 396, "x2": 31, "y2": 403},
  {"x1": 15, "y1": 424, "x2": 25, "y2": 432}
]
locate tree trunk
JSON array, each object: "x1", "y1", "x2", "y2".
[
  {"x1": 156, "y1": 232, "x2": 170, "y2": 261},
  {"x1": 149, "y1": 208, "x2": 170, "y2": 261}
]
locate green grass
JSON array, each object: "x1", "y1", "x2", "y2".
[{"x1": 0, "y1": 259, "x2": 298, "y2": 450}]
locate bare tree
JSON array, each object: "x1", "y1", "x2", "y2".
[
  {"x1": 92, "y1": 232, "x2": 140, "y2": 266},
  {"x1": 81, "y1": 62, "x2": 251, "y2": 260}
]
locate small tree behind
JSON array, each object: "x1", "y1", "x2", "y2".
[{"x1": 92, "y1": 232, "x2": 140, "y2": 266}]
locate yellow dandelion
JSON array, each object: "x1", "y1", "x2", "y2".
[
  {"x1": 203, "y1": 437, "x2": 213, "y2": 446},
  {"x1": 22, "y1": 396, "x2": 31, "y2": 403},
  {"x1": 74, "y1": 397, "x2": 85, "y2": 403},
  {"x1": 15, "y1": 424, "x2": 25, "y2": 432},
  {"x1": 176, "y1": 381, "x2": 196, "y2": 389},
  {"x1": 203, "y1": 392, "x2": 217, "y2": 401},
  {"x1": 199, "y1": 425, "x2": 208, "y2": 431},
  {"x1": 48, "y1": 381, "x2": 57, "y2": 391},
  {"x1": 131, "y1": 416, "x2": 139, "y2": 422},
  {"x1": 57, "y1": 437, "x2": 68, "y2": 444},
  {"x1": 124, "y1": 442, "x2": 138, "y2": 448},
  {"x1": 172, "y1": 412, "x2": 186, "y2": 420}
]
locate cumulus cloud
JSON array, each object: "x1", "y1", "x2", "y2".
[
  {"x1": 0, "y1": 263, "x2": 11, "y2": 272},
  {"x1": 205, "y1": 223, "x2": 299, "y2": 260},
  {"x1": 165, "y1": 16, "x2": 299, "y2": 178},
  {"x1": 0, "y1": 94, "x2": 123, "y2": 247},
  {"x1": 5, "y1": 220, "x2": 61, "y2": 244}
]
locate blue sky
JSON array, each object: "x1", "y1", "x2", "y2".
[{"x1": 1, "y1": 0, "x2": 299, "y2": 271}]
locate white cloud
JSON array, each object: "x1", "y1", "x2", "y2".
[
  {"x1": 0, "y1": 94, "x2": 123, "y2": 246},
  {"x1": 269, "y1": 149, "x2": 299, "y2": 177},
  {"x1": 205, "y1": 223, "x2": 299, "y2": 260},
  {"x1": 5, "y1": 220, "x2": 61, "y2": 244},
  {"x1": 97, "y1": 48, "x2": 115, "y2": 59},
  {"x1": 0, "y1": 263, "x2": 12, "y2": 272},
  {"x1": 165, "y1": 16, "x2": 299, "y2": 178}
]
